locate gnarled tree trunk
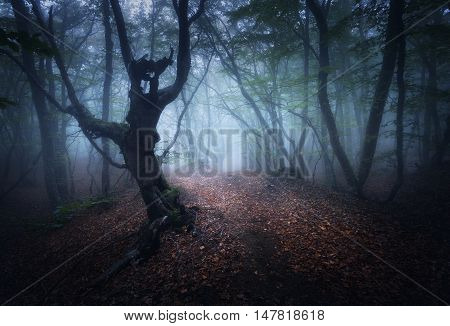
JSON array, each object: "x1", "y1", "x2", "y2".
[{"x1": 12, "y1": 0, "x2": 206, "y2": 285}]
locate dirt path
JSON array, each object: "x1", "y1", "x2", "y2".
[{"x1": 1, "y1": 175, "x2": 449, "y2": 305}]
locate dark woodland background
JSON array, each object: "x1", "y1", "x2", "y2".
[{"x1": 0, "y1": 0, "x2": 449, "y2": 305}]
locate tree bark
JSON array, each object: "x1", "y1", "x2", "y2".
[
  {"x1": 46, "y1": 57, "x2": 70, "y2": 202},
  {"x1": 422, "y1": 51, "x2": 440, "y2": 164},
  {"x1": 357, "y1": 0, "x2": 404, "y2": 190},
  {"x1": 101, "y1": 0, "x2": 114, "y2": 195},
  {"x1": 97, "y1": 0, "x2": 205, "y2": 268},
  {"x1": 19, "y1": 0, "x2": 205, "y2": 274},
  {"x1": 306, "y1": 0, "x2": 357, "y2": 189},
  {"x1": 387, "y1": 17, "x2": 406, "y2": 202},
  {"x1": 432, "y1": 116, "x2": 450, "y2": 166},
  {"x1": 11, "y1": 0, "x2": 61, "y2": 209},
  {"x1": 303, "y1": 5, "x2": 310, "y2": 128}
]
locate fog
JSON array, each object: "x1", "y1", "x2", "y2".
[
  {"x1": 1, "y1": 0, "x2": 450, "y2": 307},
  {"x1": 0, "y1": 0, "x2": 448, "y2": 203}
]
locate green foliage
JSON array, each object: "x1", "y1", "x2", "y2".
[
  {"x1": 159, "y1": 150, "x2": 195, "y2": 165},
  {"x1": 228, "y1": 0, "x2": 299, "y2": 27},
  {"x1": 162, "y1": 187, "x2": 180, "y2": 207},
  {"x1": 227, "y1": 0, "x2": 300, "y2": 61},
  {"x1": 161, "y1": 187, "x2": 185, "y2": 228}
]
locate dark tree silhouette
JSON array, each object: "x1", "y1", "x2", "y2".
[
  {"x1": 100, "y1": 0, "x2": 113, "y2": 195},
  {"x1": 13, "y1": 0, "x2": 206, "y2": 273}
]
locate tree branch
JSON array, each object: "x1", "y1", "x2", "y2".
[
  {"x1": 159, "y1": 0, "x2": 205, "y2": 106},
  {"x1": 172, "y1": 0, "x2": 180, "y2": 16},
  {"x1": 0, "y1": 151, "x2": 42, "y2": 203},
  {"x1": 188, "y1": 0, "x2": 206, "y2": 25},
  {"x1": 0, "y1": 50, "x2": 125, "y2": 169},
  {"x1": 86, "y1": 136, "x2": 126, "y2": 169},
  {"x1": 28, "y1": 0, "x2": 127, "y2": 145},
  {"x1": 109, "y1": 0, "x2": 134, "y2": 71},
  {"x1": 161, "y1": 53, "x2": 212, "y2": 158},
  {"x1": 0, "y1": 49, "x2": 68, "y2": 113}
]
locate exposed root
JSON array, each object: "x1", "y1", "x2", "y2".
[{"x1": 89, "y1": 201, "x2": 197, "y2": 289}]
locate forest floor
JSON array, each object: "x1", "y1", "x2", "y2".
[{"x1": 1, "y1": 166, "x2": 450, "y2": 305}]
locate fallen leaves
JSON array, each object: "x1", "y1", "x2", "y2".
[{"x1": 2, "y1": 174, "x2": 449, "y2": 305}]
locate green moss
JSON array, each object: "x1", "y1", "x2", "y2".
[
  {"x1": 53, "y1": 196, "x2": 114, "y2": 221},
  {"x1": 168, "y1": 208, "x2": 184, "y2": 228},
  {"x1": 162, "y1": 187, "x2": 180, "y2": 206}
]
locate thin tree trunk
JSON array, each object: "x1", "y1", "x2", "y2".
[
  {"x1": 350, "y1": 87, "x2": 364, "y2": 152},
  {"x1": 387, "y1": 21, "x2": 406, "y2": 202},
  {"x1": 307, "y1": 0, "x2": 357, "y2": 189},
  {"x1": 357, "y1": 0, "x2": 404, "y2": 191},
  {"x1": 422, "y1": 58, "x2": 431, "y2": 165},
  {"x1": 303, "y1": 5, "x2": 310, "y2": 128},
  {"x1": 149, "y1": 0, "x2": 157, "y2": 60},
  {"x1": 46, "y1": 57, "x2": 70, "y2": 201},
  {"x1": 101, "y1": 0, "x2": 114, "y2": 195},
  {"x1": 12, "y1": 0, "x2": 61, "y2": 209},
  {"x1": 422, "y1": 51, "x2": 440, "y2": 164},
  {"x1": 205, "y1": 66, "x2": 211, "y2": 153},
  {"x1": 0, "y1": 151, "x2": 42, "y2": 203},
  {"x1": 432, "y1": 116, "x2": 450, "y2": 166}
]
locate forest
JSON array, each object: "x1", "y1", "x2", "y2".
[{"x1": 0, "y1": 0, "x2": 449, "y2": 305}]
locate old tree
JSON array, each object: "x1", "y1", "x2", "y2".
[{"x1": 10, "y1": 0, "x2": 206, "y2": 272}]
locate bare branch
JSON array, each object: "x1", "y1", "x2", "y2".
[
  {"x1": 27, "y1": 0, "x2": 128, "y2": 145},
  {"x1": 188, "y1": 0, "x2": 206, "y2": 25},
  {"x1": 109, "y1": 0, "x2": 134, "y2": 71},
  {"x1": 161, "y1": 54, "x2": 212, "y2": 158},
  {"x1": 0, "y1": 49, "x2": 68, "y2": 113},
  {"x1": 0, "y1": 48, "x2": 125, "y2": 168},
  {"x1": 172, "y1": 0, "x2": 180, "y2": 17},
  {"x1": 86, "y1": 136, "x2": 126, "y2": 169},
  {"x1": 159, "y1": 0, "x2": 204, "y2": 106}
]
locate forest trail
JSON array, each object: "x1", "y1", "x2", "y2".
[{"x1": 1, "y1": 175, "x2": 449, "y2": 305}]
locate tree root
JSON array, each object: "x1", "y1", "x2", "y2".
[{"x1": 89, "y1": 204, "x2": 196, "y2": 289}]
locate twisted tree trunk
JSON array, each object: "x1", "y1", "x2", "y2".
[{"x1": 13, "y1": 0, "x2": 206, "y2": 285}]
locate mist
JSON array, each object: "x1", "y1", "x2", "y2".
[{"x1": 1, "y1": 0, "x2": 449, "y2": 307}]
